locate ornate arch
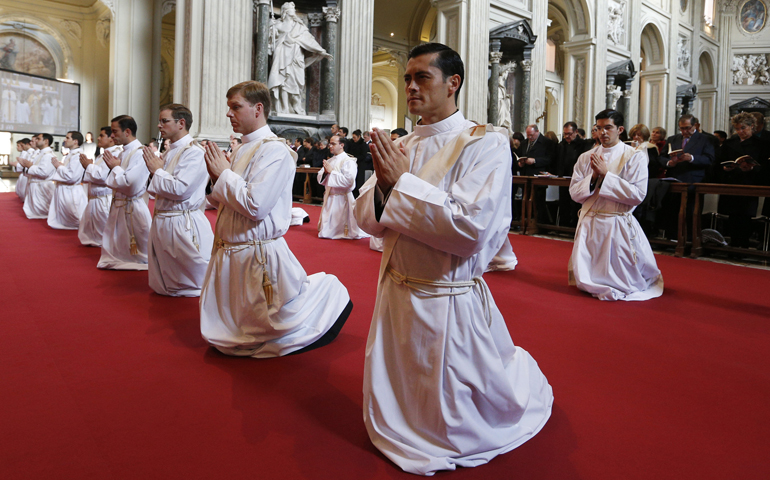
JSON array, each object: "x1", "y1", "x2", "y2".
[
  {"x1": 698, "y1": 51, "x2": 715, "y2": 86},
  {"x1": 0, "y1": 14, "x2": 74, "y2": 78},
  {"x1": 640, "y1": 21, "x2": 666, "y2": 68}
]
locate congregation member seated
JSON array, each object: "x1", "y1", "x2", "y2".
[
  {"x1": 658, "y1": 114, "x2": 715, "y2": 239},
  {"x1": 552, "y1": 121, "x2": 593, "y2": 227},
  {"x1": 569, "y1": 109, "x2": 663, "y2": 301},
  {"x1": 628, "y1": 124, "x2": 666, "y2": 234},
  {"x1": 714, "y1": 112, "x2": 768, "y2": 248}
]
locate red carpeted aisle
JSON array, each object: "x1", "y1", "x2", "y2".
[{"x1": 1, "y1": 192, "x2": 768, "y2": 480}]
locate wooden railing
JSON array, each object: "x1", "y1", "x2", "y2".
[
  {"x1": 512, "y1": 176, "x2": 769, "y2": 259},
  {"x1": 294, "y1": 167, "x2": 322, "y2": 204}
]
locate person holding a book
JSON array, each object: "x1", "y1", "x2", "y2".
[{"x1": 714, "y1": 112, "x2": 767, "y2": 248}]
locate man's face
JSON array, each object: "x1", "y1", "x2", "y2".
[
  {"x1": 110, "y1": 122, "x2": 130, "y2": 145},
  {"x1": 328, "y1": 137, "x2": 344, "y2": 156},
  {"x1": 363, "y1": 132, "x2": 370, "y2": 142},
  {"x1": 34, "y1": 135, "x2": 46, "y2": 149},
  {"x1": 651, "y1": 128, "x2": 663, "y2": 142},
  {"x1": 16, "y1": 143, "x2": 22, "y2": 152},
  {"x1": 303, "y1": 140, "x2": 312, "y2": 149},
  {"x1": 678, "y1": 120, "x2": 694, "y2": 139},
  {"x1": 230, "y1": 138, "x2": 239, "y2": 150},
  {"x1": 352, "y1": 133, "x2": 360, "y2": 142},
  {"x1": 596, "y1": 118, "x2": 623, "y2": 148},
  {"x1": 226, "y1": 93, "x2": 260, "y2": 134},
  {"x1": 97, "y1": 130, "x2": 113, "y2": 149},
  {"x1": 404, "y1": 53, "x2": 457, "y2": 119},
  {"x1": 390, "y1": 132, "x2": 399, "y2": 141},
  {"x1": 63, "y1": 132, "x2": 75, "y2": 149},
  {"x1": 526, "y1": 127, "x2": 539, "y2": 143},
  {"x1": 158, "y1": 109, "x2": 184, "y2": 140},
  {"x1": 331, "y1": 124, "x2": 339, "y2": 135},
  {"x1": 562, "y1": 126, "x2": 577, "y2": 144}
]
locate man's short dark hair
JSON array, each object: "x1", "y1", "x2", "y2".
[
  {"x1": 100, "y1": 126, "x2": 111, "y2": 136},
  {"x1": 40, "y1": 133, "x2": 54, "y2": 146},
  {"x1": 714, "y1": 130, "x2": 728, "y2": 141},
  {"x1": 679, "y1": 114, "x2": 695, "y2": 126},
  {"x1": 391, "y1": 128, "x2": 408, "y2": 138},
  {"x1": 408, "y1": 42, "x2": 464, "y2": 102},
  {"x1": 111, "y1": 115, "x2": 138, "y2": 137},
  {"x1": 577, "y1": 128, "x2": 586, "y2": 137},
  {"x1": 17, "y1": 138, "x2": 31, "y2": 145},
  {"x1": 352, "y1": 129, "x2": 362, "y2": 137},
  {"x1": 160, "y1": 103, "x2": 194, "y2": 130},
  {"x1": 67, "y1": 131, "x2": 84, "y2": 147},
  {"x1": 563, "y1": 121, "x2": 578, "y2": 131},
  {"x1": 340, "y1": 127, "x2": 348, "y2": 136},
  {"x1": 595, "y1": 109, "x2": 624, "y2": 128}
]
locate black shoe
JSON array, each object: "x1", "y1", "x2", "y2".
[{"x1": 288, "y1": 300, "x2": 353, "y2": 355}]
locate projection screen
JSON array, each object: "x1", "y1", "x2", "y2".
[{"x1": 0, "y1": 68, "x2": 80, "y2": 136}]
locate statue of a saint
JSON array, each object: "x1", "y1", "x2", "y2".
[
  {"x1": 268, "y1": 2, "x2": 332, "y2": 115},
  {"x1": 497, "y1": 66, "x2": 514, "y2": 130}
]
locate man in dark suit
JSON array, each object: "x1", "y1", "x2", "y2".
[
  {"x1": 658, "y1": 114, "x2": 715, "y2": 238},
  {"x1": 517, "y1": 124, "x2": 555, "y2": 223},
  {"x1": 659, "y1": 114, "x2": 715, "y2": 183},
  {"x1": 551, "y1": 121, "x2": 593, "y2": 227}
]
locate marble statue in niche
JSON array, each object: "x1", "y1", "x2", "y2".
[
  {"x1": 497, "y1": 62, "x2": 516, "y2": 130},
  {"x1": 268, "y1": 2, "x2": 332, "y2": 115}
]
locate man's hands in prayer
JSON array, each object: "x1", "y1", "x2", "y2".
[
  {"x1": 51, "y1": 157, "x2": 62, "y2": 169},
  {"x1": 18, "y1": 158, "x2": 32, "y2": 168},
  {"x1": 323, "y1": 159, "x2": 333, "y2": 174},
  {"x1": 370, "y1": 127, "x2": 409, "y2": 195},
  {"x1": 103, "y1": 150, "x2": 121, "y2": 170},
  {"x1": 590, "y1": 152, "x2": 608, "y2": 180},
  {"x1": 204, "y1": 141, "x2": 230, "y2": 183},
  {"x1": 79, "y1": 153, "x2": 93, "y2": 169},
  {"x1": 143, "y1": 146, "x2": 164, "y2": 174}
]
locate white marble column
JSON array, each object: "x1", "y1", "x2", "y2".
[
  {"x1": 174, "y1": 0, "x2": 252, "y2": 143},
  {"x1": 337, "y1": 0, "x2": 374, "y2": 130},
  {"x1": 108, "y1": 0, "x2": 156, "y2": 142},
  {"x1": 591, "y1": 1, "x2": 610, "y2": 120},
  {"x1": 430, "y1": 0, "x2": 489, "y2": 123},
  {"x1": 716, "y1": 4, "x2": 736, "y2": 129}
]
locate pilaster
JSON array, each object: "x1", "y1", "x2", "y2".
[{"x1": 337, "y1": 0, "x2": 374, "y2": 129}]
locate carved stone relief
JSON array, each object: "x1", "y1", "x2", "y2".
[
  {"x1": 732, "y1": 54, "x2": 770, "y2": 85},
  {"x1": 574, "y1": 57, "x2": 585, "y2": 123},
  {"x1": 96, "y1": 17, "x2": 110, "y2": 48},
  {"x1": 59, "y1": 20, "x2": 82, "y2": 46},
  {"x1": 677, "y1": 35, "x2": 691, "y2": 72},
  {"x1": 608, "y1": 1, "x2": 626, "y2": 46}
]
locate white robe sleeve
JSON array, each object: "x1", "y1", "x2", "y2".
[
  {"x1": 51, "y1": 157, "x2": 85, "y2": 184},
  {"x1": 569, "y1": 152, "x2": 595, "y2": 204},
  {"x1": 106, "y1": 150, "x2": 150, "y2": 197},
  {"x1": 84, "y1": 162, "x2": 110, "y2": 186},
  {"x1": 148, "y1": 147, "x2": 207, "y2": 201},
  {"x1": 598, "y1": 151, "x2": 648, "y2": 206},
  {"x1": 210, "y1": 143, "x2": 294, "y2": 222},
  {"x1": 377, "y1": 133, "x2": 512, "y2": 258},
  {"x1": 26, "y1": 153, "x2": 56, "y2": 179},
  {"x1": 353, "y1": 174, "x2": 389, "y2": 237},
  {"x1": 319, "y1": 158, "x2": 356, "y2": 189}
]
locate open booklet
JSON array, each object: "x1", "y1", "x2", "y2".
[
  {"x1": 721, "y1": 155, "x2": 758, "y2": 166},
  {"x1": 667, "y1": 144, "x2": 684, "y2": 156}
]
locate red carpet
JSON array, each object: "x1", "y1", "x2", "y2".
[{"x1": 1, "y1": 192, "x2": 768, "y2": 479}]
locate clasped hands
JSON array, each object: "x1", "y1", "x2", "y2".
[
  {"x1": 142, "y1": 147, "x2": 164, "y2": 174},
  {"x1": 103, "y1": 150, "x2": 121, "y2": 170},
  {"x1": 369, "y1": 127, "x2": 409, "y2": 195},
  {"x1": 79, "y1": 153, "x2": 93, "y2": 169},
  {"x1": 590, "y1": 152, "x2": 608, "y2": 180},
  {"x1": 203, "y1": 141, "x2": 231, "y2": 183}
]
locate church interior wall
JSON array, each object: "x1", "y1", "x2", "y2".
[{"x1": 0, "y1": 0, "x2": 111, "y2": 141}]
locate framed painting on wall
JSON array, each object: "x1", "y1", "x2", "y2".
[
  {"x1": 0, "y1": 33, "x2": 56, "y2": 78},
  {"x1": 739, "y1": 0, "x2": 767, "y2": 34}
]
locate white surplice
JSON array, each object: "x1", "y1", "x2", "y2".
[
  {"x1": 317, "y1": 151, "x2": 369, "y2": 239},
  {"x1": 485, "y1": 235, "x2": 518, "y2": 272},
  {"x1": 79, "y1": 146, "x2": 120, "y2": 246},
  {"x1": 147, "y1": 135, "x2": 214, "y2": 297},
  {"x1": 23, "y1": 147, "x2": 56, "y2": 219},
  {"x1": 47, "y1": 147, "x2": 88, "y2": 230},
  {"x1": 569, "y1": 142, "x2": 663, "y2": 301},
  {"x1": 354, "y1": 112, "x2": 553, "y2": 476},
  {"x1": 200, "y1": 125, "x2": 351, "y2": 358},
  {"x1": 15, "y1": 149, "x2": 34, "y2": 201},
  {"x1": 97, "y1": 139, "x2": 152, "y2": 270}
]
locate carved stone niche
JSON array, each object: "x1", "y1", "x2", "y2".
[
  {"x1": 488, "y1": 20, "x2": 537, "y2": 132},
  {"x1": 729, "y1": 96, "x2": 770, "y2": 119},
  {"x1": 605, "y1": 59, "x2": 636, "y2": 115}
]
